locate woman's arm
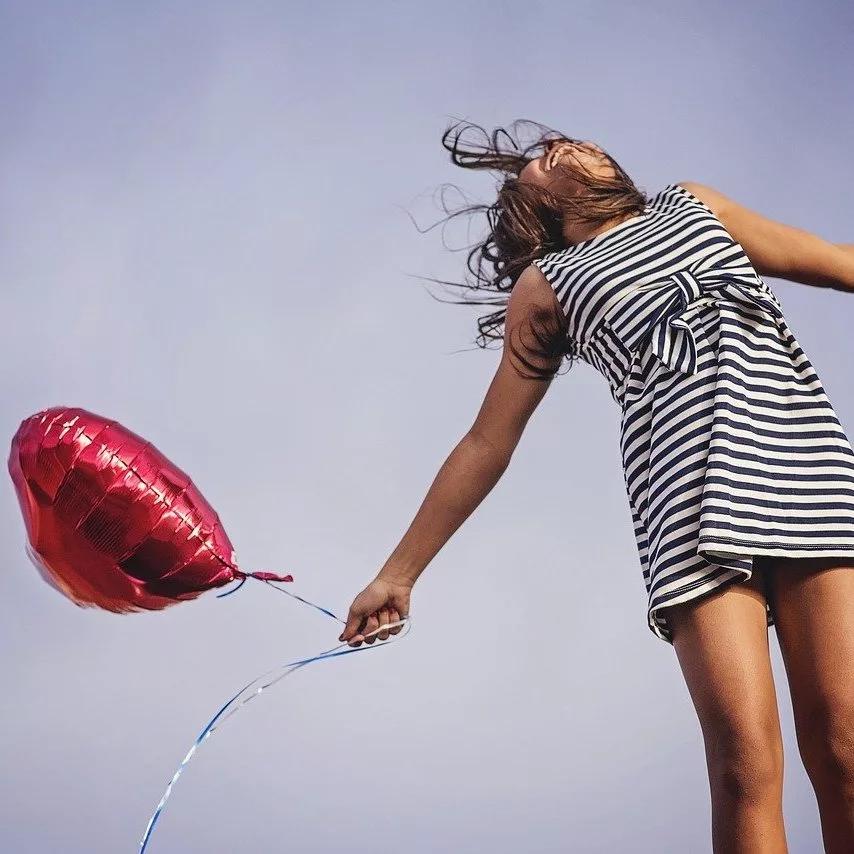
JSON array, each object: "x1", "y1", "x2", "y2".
[
  {"x1": 376, "y1": 267, "x2": 562, "y2": 588},
  {"x1": 338, "y1": 265, "x2": 564, "y2": 645},
  {"x1": 678, "y1": 181, "x2": 854, "y2": 292}
]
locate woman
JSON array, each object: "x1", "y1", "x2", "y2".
[{"x1": 339, "y1": 120, "x2": 854, "y2": 852}]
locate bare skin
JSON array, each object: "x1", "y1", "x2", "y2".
[
  {"x1": 669, "y1": 555, "x2": 854, "y2": 853},
  {"x1": 764, "y1": 555, "x2": 854, "y2": 853},
  {"x1": 339, "y1": 143, "x2": 854, "y2": 850},
  {"x1": 667, "y1": 568, "x2": 788, "y2": 853}
]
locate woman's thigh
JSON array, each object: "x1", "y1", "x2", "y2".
[
  {"x1": 666, "y1": 568, "x2": 784, "y2": 762},
  {"x1": 760, "y1": 555, "x2": 854, "y2": 761}
]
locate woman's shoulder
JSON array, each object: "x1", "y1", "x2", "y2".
[
  {"x1": 531, "y1": 247, "x2": 579, "y2": 288},
  {"x1": 661, "y1": 181, "x2": 720, "y2": 214},
  {"x1": 647, "y1": 181, "x2": 713, "y2": 212}
]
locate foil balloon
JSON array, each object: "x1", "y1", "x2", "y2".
[
  {"x1": 7, "y1": 406, "x2": 293, "y2": 612},
  {"x1": 8, "y1": 405, "x2": 413, "y2": 853}
]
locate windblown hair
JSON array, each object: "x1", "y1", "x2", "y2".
[{"x1": 419, "y1": 118, "x2": 648, "y2": 380}]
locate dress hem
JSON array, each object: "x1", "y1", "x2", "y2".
[
  {"x1": 645, "y1": 537, "x2": 854, "y2": 646},
  {"x1": 698, "y1": 535, "x2": 854, "y2": 559},
  {"x1": 647, "y1": 565, "x2": 772, "y2": 646}
]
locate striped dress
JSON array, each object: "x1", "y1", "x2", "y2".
[{"x1": 533, "y1": 182, "x2": 854, "y2": 644}]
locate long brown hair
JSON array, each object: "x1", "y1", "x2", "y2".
[{"x1": 415, "y1": 118, "x2": 647, "y2": 380}]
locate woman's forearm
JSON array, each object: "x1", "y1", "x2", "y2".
[
  {"x1": 828, "y1": 244, "x2": 854, "y2": 290},
  {"x1": 376, "y1": 431, "x2": 510, "y2": 587}
]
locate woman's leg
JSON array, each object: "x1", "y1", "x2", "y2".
[
  {"x1": 666, "y1": 567, "x2": 788, "y2": 853},
  {"x1": 762, "y1": 555, "x2": 854, "y2": 854}
]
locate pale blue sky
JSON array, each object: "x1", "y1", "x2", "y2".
[{"x1": 2, "y1": 2, "x2": 853, "y2": 851}]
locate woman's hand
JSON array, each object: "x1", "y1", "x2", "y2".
[{"x1": 339, "y1": 576, "x2": 412, "y2": 647}]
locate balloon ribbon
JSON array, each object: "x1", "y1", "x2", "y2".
[{"x1": 138, "y1": 579, "x2": 411, "y2": 852}]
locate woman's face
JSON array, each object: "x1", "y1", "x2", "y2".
[{"x1": 518, "y1": 139, "x2": 614, "y2": 191}]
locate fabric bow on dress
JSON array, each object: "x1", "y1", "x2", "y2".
[
  {"x1": 632, "y1": 263, "x2": 786, "y2": 378},
  {"x1": 602, "y1": 260, "x2": 787, "y2": 410}
]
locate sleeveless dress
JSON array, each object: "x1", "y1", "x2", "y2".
[{"x1": 533, "y1": 183, "x2": 854, "y2": 644}]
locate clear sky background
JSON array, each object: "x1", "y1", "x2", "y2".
[{"x1": 2, "y1": 2, "x2": 853, "y2": 851}]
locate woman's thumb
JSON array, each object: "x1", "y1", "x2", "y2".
[{"x1": 339, "y1": 605, "x2": 365, "y2": 641}]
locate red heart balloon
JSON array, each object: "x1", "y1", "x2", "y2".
[{"x1": 7, "y1": 406, "x2": 292, "y2": 612}]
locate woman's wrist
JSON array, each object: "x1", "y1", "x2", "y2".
[{"x1": 376, "y1": 560, "x2": 419, "y2": 588}]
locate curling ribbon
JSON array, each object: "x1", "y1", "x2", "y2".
[{"x1": 139, "y1": 578, "x2": 411, "y2": 852}]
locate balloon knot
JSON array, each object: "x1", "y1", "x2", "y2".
[{"x1": 249, "y1": 571, "x2": 294, "y2": 583}]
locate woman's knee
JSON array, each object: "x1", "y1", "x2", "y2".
[
  {"x1": 704, "y1": 716, "x2": 785, "y2": 801},
  {"x1": 796, "y1": 694, "x2": 854, "y2": 794}
]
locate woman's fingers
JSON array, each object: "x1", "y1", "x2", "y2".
[
  {"x1": 376, "y1": 608, "x2": 390, "y2": 641},
  {"x1": 362, "y1": 613, "x2": 380, "y2": 644},
  {"x1": 340, "y1": 605, "x2": 366, "y2": 643}
]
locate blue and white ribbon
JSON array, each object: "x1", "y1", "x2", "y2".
[{"x1": 138, "y1": 580, "x2": 411, "y2": 852}]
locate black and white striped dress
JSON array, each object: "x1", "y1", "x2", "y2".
[{"x1": 533, "y1": 182, "x2": 854, "y2": 644}]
